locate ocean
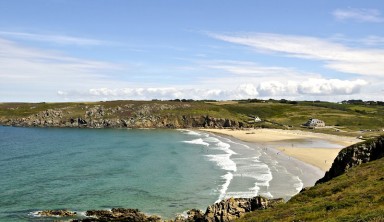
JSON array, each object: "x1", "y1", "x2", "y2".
[{"x1": 0, "y1": 126, "x2": 323, "y2": 221}]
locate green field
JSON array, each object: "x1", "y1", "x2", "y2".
[{"x1": 1, "y1": 100, "x2": 383, "y2": 137}]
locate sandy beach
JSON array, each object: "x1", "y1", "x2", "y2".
[{"x1": 200, "y1": 128, "x2": 362, "y2": 172}]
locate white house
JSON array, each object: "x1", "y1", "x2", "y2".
[{"x1": 303, "y1": 118, "x2": 325, "y2": 128}]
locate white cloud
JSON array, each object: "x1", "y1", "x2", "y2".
[
  {"x1": 257, "y1": 81, "x2": 298, "y2": 96},
  {"x1": 297, "y1": 79, "x2": 368, "y2": 95},
  {"x1": 203, "y1": 60, "x2": 321, "y2": 84},
  {"x1": 0, "y1": 37, "x2": 123, "y2": 101},
  {"x1": 333, "y1": 8, "x2": 384, "y2": 23},
  {"x1": 209, "y1": 33, "x2": 384, "y2": 77},
  {"x1": 61, "y1": 87, "x2": 230, "y2": 100},
  {"x1": 361, "y1": 36, "x2": 384, "y2": 46},
  {"x1": 233, "y1": 84, "x2": 258, "y2": 98},
  {"x1": 0, "y1": 31, "x2": 108, "y2": 46},
  {"x1": 57, "y1": 78, "x2": 368, "y2": 101}
]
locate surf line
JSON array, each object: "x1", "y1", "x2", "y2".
[{"x1": 180, "y1": 130, "x2": 238, "y2": 203}]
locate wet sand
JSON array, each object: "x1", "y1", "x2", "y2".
[{"x1": 200, "y1": 128, "x2": 361, "y2": 172}]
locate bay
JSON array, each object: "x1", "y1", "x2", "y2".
[{"x1": 0, "y1": 126, "x2": 322, "y2": 221}]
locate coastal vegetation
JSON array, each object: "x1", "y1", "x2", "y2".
[
  {"x1": 237, "y1": 157, "x2": 384, "y2": 222},
  {"x1": 1, "y1": 99, "x2": 383, "y2": 138}
]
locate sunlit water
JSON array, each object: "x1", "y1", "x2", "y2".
[{"x1": 0, "y1": 126, "x2": 323, "y2": 221}]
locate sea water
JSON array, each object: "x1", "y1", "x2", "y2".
[{"x1": 0, "y1": 126, "x2": 323, "y2": 221}]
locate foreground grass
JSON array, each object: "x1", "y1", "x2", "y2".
[{"x1": 237, "y1": 157, "x2": 384, "y2": 222}]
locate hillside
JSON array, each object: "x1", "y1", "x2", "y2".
[
  {"x1": 236, "y1": 158, "x2": 384, "y2": 222},
  {"x1": 237, "y1": 136, "x2": 384, "y2": 222},
  {"x1": 1, "y1": 100, "x2": 383, "y2": 138}
]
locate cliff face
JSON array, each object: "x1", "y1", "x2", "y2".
[
  {"x1": 1, "y1": 104, "x2": 245, "y2": 129},
  {"x1": 316, "y1": 135, "x2": 384, "y2": 184}
]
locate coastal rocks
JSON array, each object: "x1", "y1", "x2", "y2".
[
  {"x1": 181, "y1": 116, "x2": 244, "y2": 129},
  {"x1": 202, "y1": 196, "x2": 284, "y2": 222},
  {"x1": 79, "y1": 208, "x2": 162, "y2": 222},
  {"x1": 36, "y1": 209, "x2": 77, "y2": 217},
  {"x1": 34, "y1": 208, "x2": 162, "y2": 221},
  {"x1": 32, "y1": 196, "x2": 283, "y2": 222},
  {"x1": 317, "y1": 135, "x2": 384, "y2": 184},
  {"x1": 174, "y1": 196, "x2": 284, "y2": 222},
  {"x1": 0, "y1": 101, "x2": 247, "y2": 129}
]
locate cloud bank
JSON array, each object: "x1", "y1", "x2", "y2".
[{"x1": 58, "y1": 78, "x2": 368, "y2": 101}]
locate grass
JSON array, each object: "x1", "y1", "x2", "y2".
[
  {"x1": 0, "y1": 100, "x2": 383, "y2": 137},
  {"x1": 237, "y1": 157, "x2": 384, "y2": 222}
]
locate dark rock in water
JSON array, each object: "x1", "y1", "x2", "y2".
[
  {"x1": 76, "y1": 208, "x2": 161, "y2": 222},
  {"x1": 37, "y1": 209, "x2": 77, "y2": 217},
  {"x1": 316, "y1": 135, "x2": 384, "y2": 184},
  {"x1": 35, "y1": 196, "x2": 283, "y2": 222}
]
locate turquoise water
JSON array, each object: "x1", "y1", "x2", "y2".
[{"x1": 0, "y1": 126, "x2": 323, "y2": 221}]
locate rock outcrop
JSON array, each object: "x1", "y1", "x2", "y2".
[
  {"x1": 2, "y1": 104, "x2": 246, "y2": 129},
  {"x1": 77, "y1": 208, "x2": 162, "y2": 222},
  {"x1": 175, "y1": 196, "x2": 284, "y2": 222},
  {"x1": 316, "y1": 135, "x2": 384, "y2": 184},
  {"x1": 202, "y1": 196, "x2": 284, "y2": 222},
  {"x1": 36, "y1": 209, "x2": 77, "y2": 217}
]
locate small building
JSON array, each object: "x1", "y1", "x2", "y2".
[{"x1": 303, "y1": 118, "x2": 325, "y2": 128}]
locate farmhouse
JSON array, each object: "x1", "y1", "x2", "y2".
[{"x1": 303, "y1": 118, "x2": 325, "y2": 128}]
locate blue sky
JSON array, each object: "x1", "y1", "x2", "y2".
[{"x1": 0, "y1": 0, "x2": 383, "y2": 102}]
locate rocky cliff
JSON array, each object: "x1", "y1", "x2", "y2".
[
  {"x1": 1, "y1": 103, "x2": 245, "y2": 129},
  {"x1": 316, "y1": 135, "x2": 384, "y2": 184}
]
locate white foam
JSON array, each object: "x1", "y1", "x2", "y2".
[
  {"x1": 227, "y1": 140, "x2": 251, "y2": 150},
  {"x1": 249, "y1": 185, "x2": 260, "y2": 196},
  {"x1": 78, "y1": 211, "x2": 88, "y2": 217},
  {"x1": 222, "y1": 191, "x2": 258, "y2": 199},
  {"x1": 28, "y1": 211, "x2": 42, "y2": 218},
  {"x1": 209, "y1": 141, "x2": 236, "y2": 155},
  {"x1": 203, "y1": 137, "x2": 221, "y2": 143},
  {"x1": 182, "y1": 138, "x2": 209, "y2": 147},
  {"x1": 216, "y1": 172, "x2": 233, "y2": 203},
  {"x1": 293, "y1": 176, "x2": 304, "y2": 193},
  {"x1": 205, "y1": 154, "x2": 237, "y2": 172},
  {"x1": 178, "y1": 129, "x2": 202, "y2": 136},
  {"x1": 252, "y1": 156, "x2": 261, "y2": 162},
  {"x1": 255, "y1": 173, "x2": 273, "y2": 184},
  {"x1": 28, "y1": 211, "x2": 62, "y2": 218},
  {"x1": 29, "y1": 210, "x2": 87, "y2": 218}
]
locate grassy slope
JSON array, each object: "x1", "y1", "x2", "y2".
[
  {"x1": 238, "y1": 157, "x2": 384, "y2": 222},
  {"x1": 221, "y1": 101, "x2": 384, "y2": 137},
  {"x1": 0, "y1": 100, "x2": 383, "y2": 137}
]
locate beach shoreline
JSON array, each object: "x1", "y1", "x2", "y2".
[{"x1": 200, "y1": 128, "x2": 362, "y2": 172}]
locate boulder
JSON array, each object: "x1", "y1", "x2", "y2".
[
  {"x1": 37, "y1": 209, "x2": 77, "y2": 217},
  {"x1": 192, "y1": 196, "x2": 284, "y2": 222},
  {"x1": 83, "y1": 208, "x2": 162, "y2": 222}
]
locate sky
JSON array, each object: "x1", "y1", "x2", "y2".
[{"x1": 0, "y1": 0, "x2": 383, "y2": 102}]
